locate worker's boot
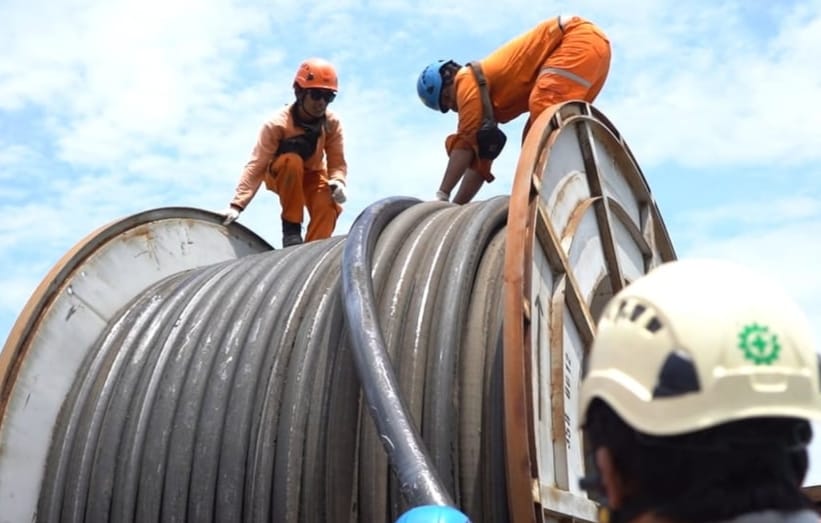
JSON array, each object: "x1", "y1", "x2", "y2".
[{"x1": 282, "y1": 219, "x2": 303, "y2": 248}]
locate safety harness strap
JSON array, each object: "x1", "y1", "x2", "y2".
[
  {"x1": 467, "y1": 61, "x2": 497, "y2": 128},
  {"x1": 466, "y1": 61, "x2": 507, "y2": 160}
]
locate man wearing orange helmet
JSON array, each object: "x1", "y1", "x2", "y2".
[
  {"x1": 219, "y1": 58, "x2": 348, "y2": 247},
  {"x1": 417, "y1": 15, "x2": 610, "y2": 204}
]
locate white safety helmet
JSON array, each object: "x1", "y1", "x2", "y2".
[{"x1": 579, "y1": 258, "x2": 821, "y2": 436}]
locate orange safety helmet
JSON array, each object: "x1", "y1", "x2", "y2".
[{"x1": 293, "y1": 58, "x2": 338, "y2": 92}]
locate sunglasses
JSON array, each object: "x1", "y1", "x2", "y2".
[{"x1": 307, "y1": 89, "x2": 336, "y2": 103}]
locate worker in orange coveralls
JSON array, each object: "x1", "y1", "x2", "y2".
[
  {"x1": 417, "y1": 15, "x2": 611, "y2": 204},
  {"x1": 219, "y1": 58, "x2": 348, "y2": 248}
]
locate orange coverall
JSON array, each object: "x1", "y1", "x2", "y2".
[
  {"x1": 446, "y1": 15, "x2": 611, "y2": 180},
  {"x1": 230, "y1": 104, "x2": 347, "y2": 241}
]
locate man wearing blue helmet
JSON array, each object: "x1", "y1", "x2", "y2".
[{"x1": 417, "y1": 15, "x2": 610, "y2": 204}]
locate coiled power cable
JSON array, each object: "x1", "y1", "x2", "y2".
[{"x1": 36, "y1": 196, "x2": 510, "y2": 522}]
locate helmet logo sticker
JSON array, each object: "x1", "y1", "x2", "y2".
[{"x1": 738, "y1": 323, "x2": 781, "y2": 365}]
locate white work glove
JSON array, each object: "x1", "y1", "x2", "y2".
[
  {"x1": 219, "y1": 206, "x2": 241, "y2": 225},
  {"x1": 435, "y1": 190, "x2": 450, "y2": 202},
  {"x1": 329, "y1": 179, "x2": 347, "y2": 204}
]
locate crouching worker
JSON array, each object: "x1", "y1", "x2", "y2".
[
  {"x1": 579, "y1": 258, "x2": 821, "y2": 523},
  {"x1": 219, "y1": 58, "x2": 348, "y2": 248},
  {"x1": 417, "y1": 15, "x2": 610, "y2": 204}
]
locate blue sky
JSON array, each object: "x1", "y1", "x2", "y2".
[{"x1": 2, "y1": 0, "x2": 821, "y2": 482}]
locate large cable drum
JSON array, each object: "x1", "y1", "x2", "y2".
[
  {"x1": 502, "y1": 101, "x2": 675, "y2": 522},
  {"x1": 0, "y1": 101, "x2": 675, "y2": 523},
  {"x1": 0, "y1": 209, "x2": 274, "y2": 523}
]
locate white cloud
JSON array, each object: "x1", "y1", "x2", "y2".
[
  {"x1": 677, "y1": 195, "x2": 821, "y2": 234},
  {"x1": 600, "y1": 1, "x2": 821, "y2": 168},
  {"x1": 1, "y1": 0, "x2": 819, "y2": 364},
  {"x1": 0, "y1": 144, "x2": 36, "y2": 168}
]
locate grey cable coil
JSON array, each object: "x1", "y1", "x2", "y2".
[{"x1": 38, "y1": 195, "x2": 511, "y2": 523}]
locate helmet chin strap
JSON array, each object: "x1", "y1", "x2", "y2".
[
  {"x1": 296, "y1": 91, "x2": 324, "y2": 121},
  {"x1": 580, "y1": 460, "x2": 652, "y2": 523}
]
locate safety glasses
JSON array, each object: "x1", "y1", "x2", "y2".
[{"x1": 307, "y1": 89, "x2": 336, "y2": 103}]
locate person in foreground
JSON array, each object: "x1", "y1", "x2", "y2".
[
  {"x1": 579, "y1": 258, "x2": 821, "y2": 523},
  {"x1": 219, "y1": 58, "x2": 348, "y2": 248},
  {"x1": 417, "y1": 15, "x2": 610, "y2": 204}
]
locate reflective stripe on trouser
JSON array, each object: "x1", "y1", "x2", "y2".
[
  {"x1": 266, "y1": 152, "x2": 341, "y2": 242},
  {"x1": 538, "y1": 66, "x2": 592, "y2": 88},
  {"x1": 527, "y1": 24, "x2": 611, "y2": 128}
]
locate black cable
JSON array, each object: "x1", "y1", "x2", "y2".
[{"x1": 341, "y1": 196, "x2": 455, "y2": 508}]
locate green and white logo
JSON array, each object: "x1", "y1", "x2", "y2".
[{"x1": 738, "y1": 323, "x2": 781, "y2": 365}]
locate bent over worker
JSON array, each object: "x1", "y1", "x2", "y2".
[
  {"x1": 417, "y1": 15, "x2": 610, "y2": 204},
  {"x1": 580, "y1": 259, "x2": 821, "y2": 523},
  {"x1": 219, "y1": 58, "x2": 348, "y2": 248}
]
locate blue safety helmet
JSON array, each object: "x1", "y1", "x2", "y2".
[
  {"x1": 417, "y1": 60, "x2": 454, "y2": 113},
  {"x1": 395, "y1": 505, "x2": 471, "y2": 523}
]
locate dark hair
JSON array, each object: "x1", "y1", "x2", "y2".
[{"x1": 584, "y1": 399, "x2": 814, "y2": 522}]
